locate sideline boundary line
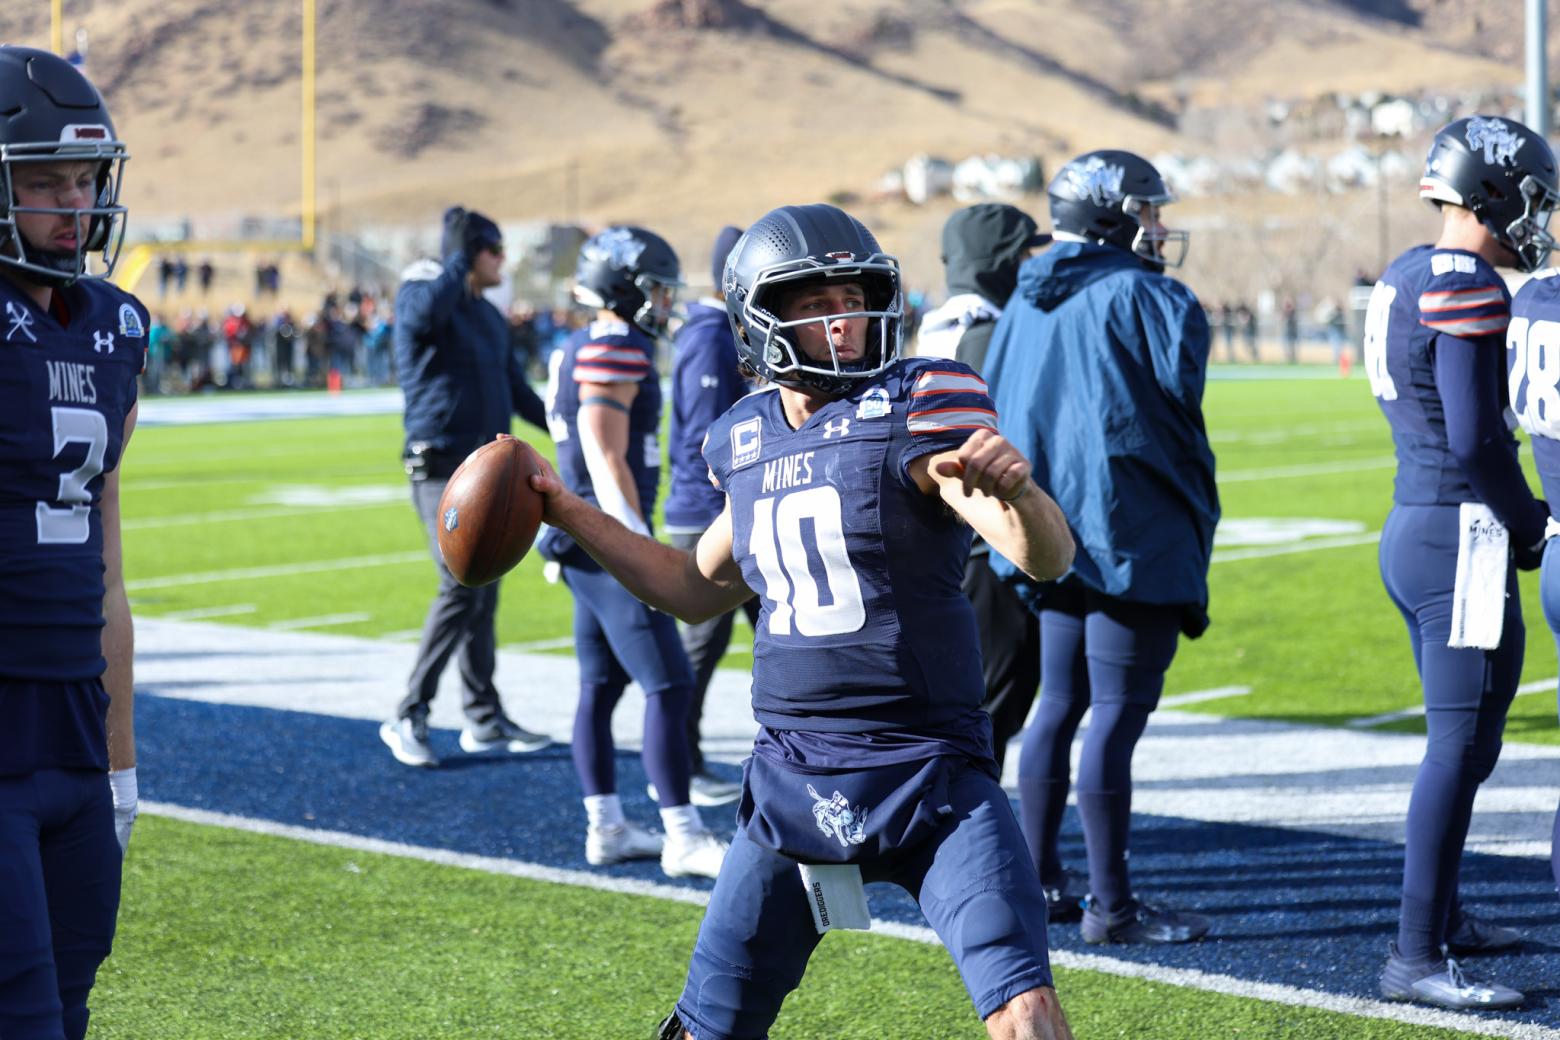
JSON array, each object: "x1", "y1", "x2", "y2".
[{"x1": 142, "y1": 802, "x2": 1560, "y2": 1040}]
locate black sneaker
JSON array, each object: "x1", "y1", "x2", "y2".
[
  {"x1": 1446, "y1": 912, "x2": 1523, "y2": 956},
  {"x1": 1379, "y1": 943, "x2": 1523, "y2": 1010},
  {"x1": 1080, "y1": 896, "x2": 1210, "y2": 944},
  {"x1": 1042, "y1": 871, "x2": 1088, "y2": 923}
]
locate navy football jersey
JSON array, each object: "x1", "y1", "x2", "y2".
[
  {"x1": 538, "y1": 318, "x2": 663, "y2": 564},
  {"x1": 704, "y1": 357, "x2": 996, "y2": 733},
  {"x1": 1509, "y1": 269, "x2": 1560, "y2": 505},
  {"x1": 1364, "y1": 245, "x2": 1518, "y2": 505},
  {"x1": 0, "y1": 275, "x2": 145, "y2": 682}
]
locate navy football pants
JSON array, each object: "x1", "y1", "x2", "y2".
[
  {"x1": 1379, "y1": 505, "x2": 1522, "y2": 960},
  {"x1": 1017, "y1": 579, "x2": 1181, "y2": 914},
  {"x1": 562, "y1": 562, "x2": 696, "y2": 807},
  {"x1": 1539, "y1": 534, "x2": 1560, "y2": 897},
  {"x1": 674, "y1": 760, "x2": 1052, "y2": 1039},
  {"x1": 0, "y1": 768, "x2": 120, "y2": 1040}
]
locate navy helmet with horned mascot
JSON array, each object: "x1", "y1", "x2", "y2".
[
  {"x1": 1419, "y1": 114, "x2": 1559, "y2": 273},
  {"x1": 722, "y1": 203, "x2": 903, "y2": 395},
  {"x1": 0, "y1": 45, "x2": 129, "y2": 285}
]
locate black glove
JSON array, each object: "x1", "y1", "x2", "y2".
[{"x1": 1514, "y1": 500, "x2": 1550, "y2": 571}]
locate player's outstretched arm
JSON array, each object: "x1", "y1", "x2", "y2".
[
  {"x1": 531, "y1": 458, "x2": 752, "y2": 623},
  {"x1": 913, "y1": 429, "x2": 1074, "y2": 581}
]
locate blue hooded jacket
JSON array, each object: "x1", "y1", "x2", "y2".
[{"x1": 983, "y1": 241, "x2": 1219, "y2": 628}]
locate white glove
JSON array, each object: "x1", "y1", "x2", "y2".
[{"x1": 109, "y1": 767, "x2": 139, "y2": 853}]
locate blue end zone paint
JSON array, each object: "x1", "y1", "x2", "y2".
[{"x1": 138, "y1": 693, "x2": 1560, "y2": 1022}]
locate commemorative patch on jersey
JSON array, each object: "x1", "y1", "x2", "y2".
[
  {"x1": 118, "y1": 303, "x2": 145, "y2": 338},
  {"x1": 730, "y1": 416, "x2": 762, "y2": 469},
  {"x1": 856, "y1": 387, "x2": 891, "y2": 419}
]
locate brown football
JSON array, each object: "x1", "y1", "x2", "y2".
[{"x1": 435, "y1": 437, "x2": 546, "y2": 587}]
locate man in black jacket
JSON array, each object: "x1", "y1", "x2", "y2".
[
  {"x1": 916, "y1": 204, "x2": 1051, "y2": 781},
  {"x1": 381, "y1": 206, "x2": 551, "y2": 768}
]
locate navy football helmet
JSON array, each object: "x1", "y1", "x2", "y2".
[
  {"x1": 0, "y1": 45, "x2": 129, "y2": 285},
  {"x1": 1048, "y1": 149, "x2": 1187, "y2": 269},
  {"x1": 722, "y1": 203, "x2": 902, "y2": 395},
  {"x1": 573, "y1": 225, "x2": 682, "y2": 334},
  {"x1": 1420, "y1": 115, "x2": 1559, "y2": 273}
]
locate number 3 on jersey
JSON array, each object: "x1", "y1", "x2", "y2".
[
  {"x1": 748, "y1": 485, "x2": 866, "y2": 637},
  {"x1": 37, "y1": 405, "x2": 108, "y2": 545}
]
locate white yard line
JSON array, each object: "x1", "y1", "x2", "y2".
[
  {"x1": 1218, "y1": 457, "x2": 1396, "y2": 483},
  {"x1": 502, "y1": 637, "x2": 577, "y2": 653},
  {"x1": 142, "y1": 802, "x2": 1560, "y2": 1040},
  {"x1": 157, "y1": 604, "x2": 258, "y2": 622},
  {"x1": 1348, "y1": 678, "x2": 1558, "y2": 729},
  {"x1": 126, "y1": 550, "x2": 427, "y2": 591},
  {"x1": 1211, "y1": 532, "x2": 1381, "y2": 563},
  {"x1": 1160, "y1": 685, "x2": 1252, "y2": 708},
  {"x1": 267, "y1": 613, "x2": 373, "y2": 631},
  {"x1": 124, "y1": 501, "x2": 398, "y2": 531}
]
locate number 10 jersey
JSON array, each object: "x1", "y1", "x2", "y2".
[
  {"x1": 704, "y1": 357, "x2": 996, "y2": 734},
  {"x1": 0, "y1": 276, "x2": 145, "y2": 681}
]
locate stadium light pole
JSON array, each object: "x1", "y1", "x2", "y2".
[
  {"x1": 1529, "y1": 0, "x2": 1551, "y2": 137},
  {"x1": 301, "y1": 0, "x2": 318, "y2": 252},
  {"x1": 50, "y1": 0, "x2": 63, "y2": 55}
]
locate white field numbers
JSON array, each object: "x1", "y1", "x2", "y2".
[
  {"x1": 1508, "y1": 315, "x2": 1560, "y2": 440},
  {"x1": 1363, "y1": 282, "x2": 1399, "y2": 401},
  {"x1": 37, "y1": 406, "x2": 108, "y2": 545},
  {"x1": 748, "y1": 485, "x2": 866, "y2": 637}
]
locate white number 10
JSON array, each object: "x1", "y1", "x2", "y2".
[
  {"x1": 37, "y1": 406, "x2": 108, "y2": 545},
  {"x1": 748, "y1": 485, "x2": 866, "y2": 637}
]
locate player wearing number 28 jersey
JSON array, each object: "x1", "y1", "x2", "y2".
[
  {"x1": 0, "y1": 46, "x2": 143, "y2": 1040},
  {"x1": 1366, "y1": 115, "x2": 1558, "y2": 1011},
  {"x1": 529, "y1": 204, "x2": 1076, "y2": 1040},
  {"x1": 1508, "y1": 268, "x2": 1560, "y2": 907}
]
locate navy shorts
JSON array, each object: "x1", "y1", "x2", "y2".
[{"x1": 674, "y1": 756, "x2": 1053, "y2": 1039}]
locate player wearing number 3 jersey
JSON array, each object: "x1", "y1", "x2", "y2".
[
  {"x1": 0, "y1": 46, "x2": 142, "y2": 1040},
  {"x1": 1366, "y1": 115, "x2": 1558, "y2": 1011},
  {"x1": 530, "y1": 204, "x2": 1076, "y2": 1040}
]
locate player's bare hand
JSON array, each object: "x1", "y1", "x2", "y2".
[
  {"x1": 524, "y1": 447, "x2": 573, "y2": 518},
  {"x1": 934, "y1": 428, "x2": 1032, "y2": 502}
]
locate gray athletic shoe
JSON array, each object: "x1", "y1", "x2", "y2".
[
  {"x1": 459, "y1": 717, "x2": 551, "y2": 754},
  {"x1": 1081, "y1": 896, "x2": 1210, "y2": 944},
  {"x1": 647, "y1": 772, "x2": 743, "y2": 808},
  {"x1": 1446, "y1": 913, "x2": 1523, "y2": 956},
  {"x1": 380, "y1": 716, "x2": 438, "y2": 768},
  {"x1": 1379, "y1": 944, "x2": 1524, "y2": 1010}
]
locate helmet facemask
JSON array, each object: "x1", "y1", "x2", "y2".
[
  {"x1": 1123, "y1": 193, "x2": 1189, "y2": 269},
  {"x1": 738, "y1": 259, "x2": 902, "y2": 395},
  {"x1": 630, "y1": 272, "x2": 679, "y2": 336},
  {"x1": 1497, "y1": 173, "x2": 1560, "y2": 273},
  {"x1": 0, "y1": 139, "x2": 129, "y2": 285}
]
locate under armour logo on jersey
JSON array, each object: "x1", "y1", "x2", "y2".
[
  {"x1": 92, "y1": 330, "x2": 115, "y2": 354},
  {"x1": 807, "y1": 784, "x2": 868, "y2": 848},
  {"x1": 1465, "y1": 116, "x2": 1525, "y2": 167},
  {"x1": 822, "y1": 417, "x2": 852, "y2": 439},
  {"x1": 700, "y1": 374, "x2": 720, "y2": 389},
  {"x1": 443, "y1": 507, "x2": 459, "y2": 532},
  {"x1": 5, "y1": 301, "x2": 36, "y2": 343}
]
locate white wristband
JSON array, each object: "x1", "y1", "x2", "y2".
[{"x1": 109, "y1": 766, "x2": 138, "y2": 809}]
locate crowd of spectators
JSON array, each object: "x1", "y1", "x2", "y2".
[{"x1": 140, "y1": 286, "x2": 591, "y2": 396}]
